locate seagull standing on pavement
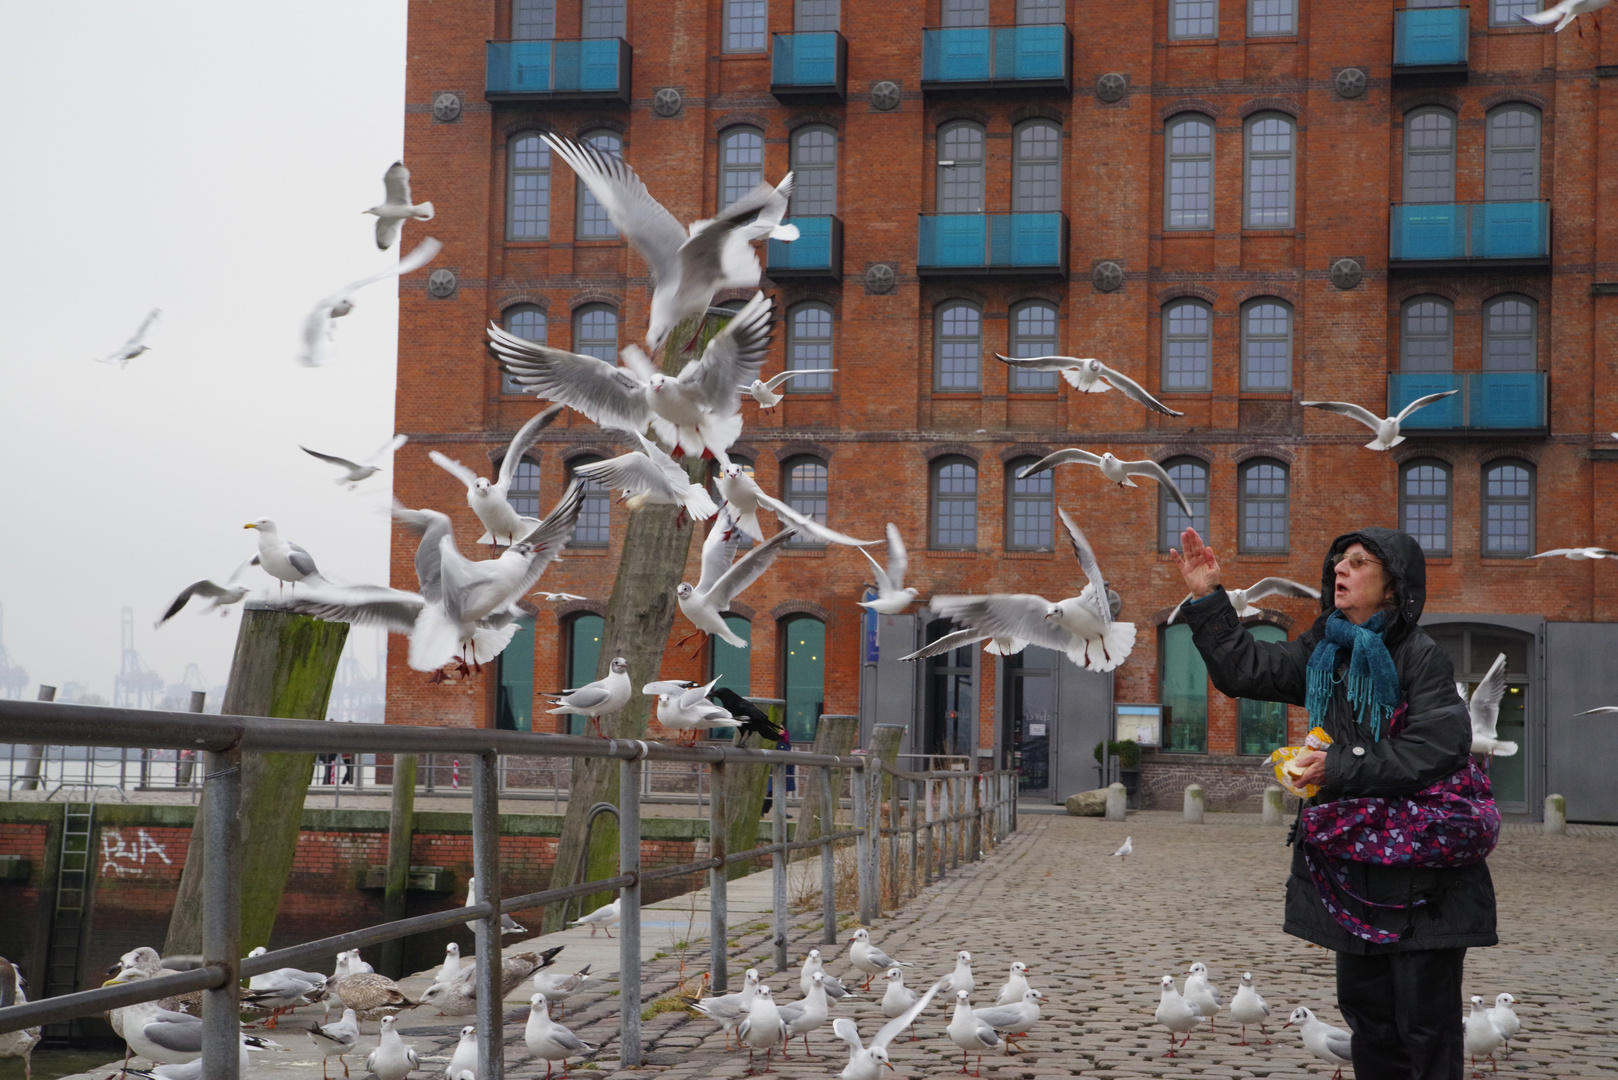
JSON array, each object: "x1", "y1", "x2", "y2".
[
  {"x1": 364, "y1": 161, "x2": 435, "y2": 250},
  {"x1": 1299, "y1": 391, "x2": 1461, "y2": 450},
  {"x1": 546, "y1": 657, "x2": 632, "y2": 736},
  {"x1": 1464, "y1": 652, "x2": 1517, "y2": 758},
  {"x1": 880, "y1": 968, "x2": 922, "y2": 1040},
  {"x1": 1183, "y1": 963, "x2": 1224, "y2": 1031},
  {"x1": 946, "y1": 989, "x2": 1001, "y2": 1075},
  {"x1": 1487, "y1": 992, "x2": 1521, "y2": 1053},
  {"x1": 445, "y1": 1025, "x2": 480, "y2": 1080},
  {"x1": 1283, "y1": 1006, "x2": 1352, "y2": 1080},
  {"x1": 1465, "y1": 995, "x2": 1507, "y2": 1075},
  {"x1": 1154, "y1": 976, "x2": 1202, "y2": 1057},
  {"x1": 676, "y1": 510, "x2": 797, "y2": 653},
  {"x1": 856, "y1": 524, "x2": 918, "y2": 614},
  {"x1": 297, "y1": 237, "x2": 442, "y2": 365},
  {"x1": 834, "y1": 978, "x2": 943, "y2": 1080},
  {"x1": 743, "y1": 369, "x2": 837, "y2": 410},
  {"x1": 801, "y1": 949, "x2": 854, "y2": 1001},
  {"x1": 570, "y1": 898, "x2": 620, "y2": 938},
  {"x1": 96, "y1": 308, "x2": 160, "y2": 367},
  {"x1": 300, "y1": 435, "x2": 409, "y2": 486},
  {"x1": 939, "y1": 952, "x2": 975, "y2": 1001},
  {"x1": 777, "y1": 971, "x2": 832, "y2": 1058},
  {"x1": 692, "y1": 968, "x2": 761, "y2": 1049},
  {"x1": 429, "y1": 404, "x2": 564, "y2": 547},
  {"x1": 1019, "y1": 450, "x2": 1194, "y2": 518},
  {"x1": 973, "y1": 989, "x2": 1044, "y2": 1054},
  {"x1": 365, "y1": 1016, "x2": 419, "y2": 1080},
  {"x1": 738, "y1": 985, "x2": 788, "y2": 1074},
  {"x1": 1166, "y1": 576, "x2": 1319, "y2": 624},
  {"x1": 465, "y1": 875, "x2": 528, "y2": 935},
  {"x1": 307, "y1": 1008, "x2": 359, "y2": 1080},
  {"x1": 434, "y1": 943, "x2": 463, "y2": 984},
  {"x1": 992, "y1": 354, "x2": 1184, "y2": 415},
  {"x1": 525, "y1": 994, "x2": 595, "y2": 1079},
  {"x1": 995, "y1": 962, "x2": 1032, "y2": 1006},
  {"x1": 848, "y1": 928, "x2": 910, "y2": 991},
  {"x1": 1229, "y1": 972, "x2": 1271, "y2": 1045},
  {"x1": 1111, "y1": 837, "x2": 1133, "y2": 859},
  {"x1": 533, "y1": 965, "x2": 592, "y2": 1017}
]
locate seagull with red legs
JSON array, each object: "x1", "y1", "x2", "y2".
[
  {"x1": 674, "y1": 507, "x2": 796, "y2": 656},
  {"x1": 547, "y1": 657, "x2": 632, "y2": 737}
]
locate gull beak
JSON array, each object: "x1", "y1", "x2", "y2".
[
  {"x1": 1281, "y1": 1021, "x2": 1294, "y2": 1029},
  {"x1": 883, "y1": 1062, "x2": 896, "y2": 1071},
  {"x1": 243, "y1": 523, "x2": 257, "y2": 530}
]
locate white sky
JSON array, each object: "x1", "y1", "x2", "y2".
[{"x1": 0, "y1": 2, "x2": 411, "y2": 702}]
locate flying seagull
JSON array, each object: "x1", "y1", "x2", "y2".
[
  {"x1": 1299, "y1": 391, "x2": 1460, "y2": 450},
  {"x1": 365, "y1": 161, "x2": 435, "y2": 250},
  {"x1": 571, "y1": 431, "x2": 719, "y2": 526},
  {"x1": 429, "y1": 403, "x2": 564, "y2": 547},
  {"x1": 297, "y1": 237, "x2": 442, "y2": 366},
  {"x1": 675, "y1": 508, "x2": 797, "y2": 652},
  {"x1": 993, "y1": 354, "x2": 1183, "y2": 415},
  {"x1": 855, "y1": 523, "x2": 918, "y2": 614},
  {"x1": 1463, "y1": 652, "x2": 1516, "y2": 757},
  {"x1": 542, "y1": 133, "x2": 796, "y2": 348},
  {"x1": 1528, "y1": 546, "x2": 1615, "y2": 560},
  {"x1": 156, "y1": 558, "x2": 258, "y2": 626},
  {"x1": 714, "y1": 461, "x2": 878, "y2": 546},
  {"x1": 96, "y1": 308, "x2": 161, "y2": 368},
  {"x1": 301, "y1": 435, "x2": 409, "y2": 488},
  {"x1": 1519, "y1": 0, "x2": 1609, "y2": 33},
  {"x1": 1166, "y1": 577, "x2": 1319, "y2": 624},
  {"x1": 1018, "y1": 449, "x2": 1193, "y2": 518},
  {"x1": 743, "y1": 369, "x2": 838, "y2": 410}
]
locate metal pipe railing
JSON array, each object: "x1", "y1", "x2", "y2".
[{"x1": 0, "y1": 700, "x2": 1019, "y2": 1071}]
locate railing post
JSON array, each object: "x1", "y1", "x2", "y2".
[
  {"x1": 971, "y1": 775, "x2": 982, "y2": 860},
  {"x1": 907, "y1": 779, "x2": 918, "y2": 899},
  {"x1": 708, "y1": 759, "x2": 727, "y2": 994},
  {"x1": 471, "y1": 751, "x2": 504, "y2": 1080},
  {"x1": 772, "y1": 762, "x2": 789, "y2": 973},
  {"x1": 852, "y1": 762, "x2": 872, "y2": 925},
  {"x1": 886, "y1": 772, "x2": 899, "y2": 905},
  {"x1": 923, "y1": 779, "x2": 934, "y2": 886},
  {"x1": 819, "y1": 765, "x2": 836, "y2": 944},
  {"x1": 618, "y1": 753, "x2": 643, "y2": 1068},
  {"x1": 201, "y1": 745, "x2": 241, "y2": 1080},
  {"x1": 940, "y1": 778, "x2": 952, "y2": 876},
  {"x1": 380, "y1": 753, "x2": 416, "y2": 979}
]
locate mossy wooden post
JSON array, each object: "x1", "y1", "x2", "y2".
[
  {"x1": 379, "y1": 754, "x2": 417, "y2": 978},
  {"x1": 164, "y1": 606, "x2": 348, "y2": 956},
  {"x1": 542, "y1": 312, "x2": 721, "y2": 933},
  {"x1": 720, "y1": 701, "x2": 786, "y2": 880},
  {"x1": 867, "y1": 725, "x2": 904, "y2": 903},
  {"x1": 796, "y1": 715, "x2": 859, "y2": 862}
]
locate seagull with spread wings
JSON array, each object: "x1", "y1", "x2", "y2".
[
  {"x1": 743, "y1": 368, "x2": 838, "y2": 410},
  {"x1": 297, "y1": 237, "x2": 441, "y2": 366},
  {"x1": 1166, "y1": 576, "x2": 1319, "y2": 624},
  {"x1": 364, "y1": 161, "x2": 435, "y2": 250},
  {"x1": 1018, "y1": 449, "x2": 1193, "y2": 518},
  {"x1": 301, "y1": 435, "x2": 409, "y2": 488},
  {"x1": 856, "y1": 524, "x2": 918, "y2": 614},
  {"x1": 992, "y1": 354, "x2": 1183, "y2": 416},
  {"x1": 429, "y1": 403, "x2": 563, "y2": 547},
  {"x1": 1463, "y1": 652, "x2": 1516, "y2": 758},
  {"x1": 96, "y1": 308, "x2": 160, "y2": 368},
  {"x1": 491, "y1": 291, "x2": 773, "y2": 465},
  {"x1": 713, "y1": 459, "x2": 878, "y2": 545},
  {"x1": 1519, "y1": 0, "x2": 1609, "y2": 33},
  {"x1": 572, "y1": 431, "x2": 718, "y2": 526},
  {"x1": 675, "y1": 508, "x2": 797, "y2": 653},
  {"x1": 1528, "y1": 545, "x2": 1615, "y2": 560},
  {"x1": 156, "y1": 559, "x2": 259, "y2": 626},
  {"x1": 1300, "y1": 391, "x2": 1460, "y2": 450},
  {"x1": 542, "y1": 134, "x2": 796, "y2": 348}
]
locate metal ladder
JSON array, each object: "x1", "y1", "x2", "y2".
[{"x1": 42, "y1": 795, "x2": 95, "y2": 1040}]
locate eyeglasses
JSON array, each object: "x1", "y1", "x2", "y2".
[{"x1": 1330, "y1": 551, "x2": 1383, "y2": 571}]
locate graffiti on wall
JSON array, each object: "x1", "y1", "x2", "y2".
[{"x1": 100, "y1": 829, "x2": 173, "y2": 876}]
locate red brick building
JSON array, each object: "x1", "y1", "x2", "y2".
[{"x1": 391, "y1": 0, "x2": 1618, "y2": 820}]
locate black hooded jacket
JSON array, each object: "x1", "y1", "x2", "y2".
[{"x1": 1178, "y1": 526, "x2": 1498, "y2": 954}]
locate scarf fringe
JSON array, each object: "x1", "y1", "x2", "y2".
[{"x1": 1305, "y1": 611, "x2": 1400, "y2": 740}]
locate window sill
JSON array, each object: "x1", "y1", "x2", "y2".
[
  {"x1": 932, "y1": 392, "x2": 983, "y2": 399},
  {"x1": 1164, "y1": 37, "x2": 1218, "y2": 46},
  {"x1": 927, "y1": 549, "x2": 981, "y2": 559},
  {"x1": 719, "y1": 50, "x2": 768, "y2": 59},
  {"x1": 1162, "y1": 229, "x2": 1216, "y2": 238},
  {"x1": 1162, "y1": 390, "x2": 1212, "y2": 400},
  {"x1": 1007, "y1": 392, "x2": 1059, "y2": 400},
  {"x1": 504, "y1": 239, "x2": 551, "y2": 247},
  {"x1": 784, "y1": 546, "x2": 828, "y2": 557},
  {"x1": 784, "y1": 392, "x2": 837, "y2": 401},
  {"x1": 565, "y1": 547, "x2": 610, "y2": 556},
  {"x1": 1246, "y1": 34, "x2": 1299, "y2": 42},
  {"x1": 1481, "y1": 554, "x2": 1533, "y2": 563},
  {"x1": 573, "y1": 238, "x2": 623, "y2": 246},
  {"x1": 1239, "y1": 391, "x2": 1294, "y2": 400},
  {"x1": 1004, "y1": 550, "x2": 1055, "y2": 559},
  {"x1": 1241, "y1": 228, "x2": 1297, "y2": 237},
  {"x1": 1235, "y1": 553, "x2": 1291, "y2": 561}
]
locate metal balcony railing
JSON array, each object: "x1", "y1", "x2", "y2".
[
  {"x1": 766, "y1": 216, "x2": 842, "y2": 279},
  {"x1": 1388, "y1": 371, "x2": 1549, "y2": 432},
  {"x1": 917, "y1": 212, "x2": 1067, "y2": 275},
  {"x1": 770, "y1": 32, "x2": 847, "y2": 101},
  {"x1": 0, "y1": 700, "x2": 1017, "y2": 1079},
  {"x1": 485, "y1": 38, "x2": 632, "y2": 102},
  {"x1": 921, "y1": 24, "x2": 1071, "y2": 90},
  {"x1": 1394, "y1": 6, "x2": 1469, "y2": 68},
  {"x1": 1390, "y1": 201, "x2": 1550, "y2": 264}
]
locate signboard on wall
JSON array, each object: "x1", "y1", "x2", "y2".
[{"x1": 1115, "y1": 703, "x2": 1163, "y2": 747}]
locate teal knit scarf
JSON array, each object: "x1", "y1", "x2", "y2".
[{"x1": 1305, "y1": 610, "x2": 1399, "y2": 741}]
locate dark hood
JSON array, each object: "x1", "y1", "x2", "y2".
[{"x1": 1318, "y1": 526, "x2": 1427, "y2": 646}]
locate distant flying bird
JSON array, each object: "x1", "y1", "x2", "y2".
[
  {"x1": 1575, "y1": 705, "x2": 1618, "y2": 714},
  {"x1": 243, "y1": 519, "x2": 325, "y2": 594},
  {"x1": 156, "y1": 559, "x2": 258, "y2": 626},
  {"x1": 856, "y1": 524, "x2": 918, "y2": 615},
  {"x1": 534, "y1": 591, "x2": 588, "y2": 603},
  {"x1": 364, "y1": 161, "x2": 435, "y2": 250},
  {"x1": 1166, "y1": 577, "x2": 1319, "y2": 624},
  {"x1": 993, "y1": 354, "x2": 1183, "y2": 416},
  {"x1": 1018, "y1": 449, "x2": 1193, "y2": 518},
  {"x1": 1299, "y1": 391, "x2": 1460, "y2": 450},
  {"x1": 96, "y1": 308, "x2": 160, "y2": 368},
  {"x1": 571, "y1": 431, "x2": 719, "y2": 527},
  {"x1": 1528, "y1": 546, "x2": 1615, "y2": 560},
  {"x1": 1519, "y1": 0, "x2": 1609, "y2": 33},
  {"x1": 301, "y1": 435, "x2": 409, "y2": 488},
  {"x1": 429, "y1": 403, "x2": 564, "y2": 547},
  {"x1": 542, "y1": 134, "x2": 797, "y2": 349},
  {"x1": 491, "y1": 290, "x2": 774, "y2": 465},
  {"x1": 297, "y1": 237, "x2": 442, "y2": 366},
  {"x1": 1464, "y1": 652, "x2": 1516, "y2": 758},
  {"x1": 743, "y1": 369, "x2": 837, "y2": 410},
  {"x1": 676, "y1": 510, "x2": 797, "y2": 652}
]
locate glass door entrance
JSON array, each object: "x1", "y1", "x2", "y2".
[
  {"x1": 1428, "y1": 626, "x2": 1529, "y2": 810},
  {"x1": 1002, "y1": 646, "x2": 1055, "y2": 798}
]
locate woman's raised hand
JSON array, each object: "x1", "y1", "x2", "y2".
[{"x1": 1171, "y1": 527, "x2": 1222, "y2": 598}]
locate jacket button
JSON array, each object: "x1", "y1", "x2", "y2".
[{"x1": 1352, "y1": 746, "x2": 1366, "y2": 757}]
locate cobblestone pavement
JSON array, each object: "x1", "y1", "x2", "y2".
[{"x1": 53, "y1": 810, "x2": 1618, "y2": 1079}]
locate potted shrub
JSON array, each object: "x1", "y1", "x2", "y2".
[{"x1": 1092, "y1": 739, "x2": 1142, "y2": 805}]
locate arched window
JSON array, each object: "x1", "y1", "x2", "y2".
[
  {"x1": 790, "y1": 126, "x2": 837, "y2": 216},
  {"x1": 937, "y1": 123, "x2": 985, "y2": 212},
  {"x1": 501, "y1": 304, "x2": 547, "y2": 394},
  {"x1": 796, "y1": 0, "x2": 840, "y2": 31},
  {"x1": 1249, "y1": 0, "x2": 1296, "y2": 35},
  {"x1": 1012, "y1": 121, "x2": 1061, "y2": 213},
  {"x1": 567, "y1": 455, "x2": 612, "y2": 547},
  {"x1": 1008, "y1": 301, "x2": 1058, "y2": 392},
  {"x1": 783, "y1": 456, "x2": 829, "y2": 545},
  {"x1": 935, "y1": 302, "x2": 982, "y2": 391},
  {"x1": 1484, "y1": 295, "x2": 1537, "y2": 371},
  {"x1": 1160, "y1": 623, "x2": 1209, "y2": 752},
  {"x1": 561, "y1": 613, "x2": 604, "y2": 734},
  {"x1": 514, "y1": 0, "x2": 556, "y2": 39},
  {"x1": 576, "y1": 130, "x2": 622, "y2": 238},
  {"x1": 931, "y1": 457, "x2": 978, "y2": 549},
  {"x1": 1401, "y1": 297, "x2": 1453, "y2": 372},
  {"x1": 1162, "y1": 299, "x2": 1212, "y2": 391},
  {"x1": 942, "y1": 0, "x2": 989, "y2": 25},
  {"x1": 1159, "y1": 456, "x2": 1209, "y2": 551},
  {"x1": 1400, "y1": 459, "x2": 1452, "y2": 555},
  {"x1": 1403, "y1": 109, "x2": 1456, "y2": 204},
  {"x1": 1482, "y1": 461, "x2": 1534, "y2": 557},
  {"x1": 1238, "y1": 458, "x2": 1289, "y2": 553},
  {"x1": 720, "y1": 127, "x2": 764, "y2": 210},
  {"x1": 1244, "y1": 114, "x2": 1295, "y2": 228},
  {"x1": 724, "y1": 0, "x2": 768, "y2": 50},
  {"x1": 583, "y1": 0, "x2": 626, "y2": 38},
  {"x1": 495, "y1": 617, "x2": 536, "y2": 731},
  {"x1": 1170, "y1": 0, "x2": 1218, "y2": 38},
  {"x1": 507, "y1": 458, "x2": 543, "y2": 519},
  {"x1": 1485, "y1": 106, "x2": 1541, "y2": 202},
  {"x1": 781, "y1": 615, "x2": 826, "y2": 742},
  {"x1": 786, "y1": 304, "x2": 834, "y2": 391},
  {"x1": 708, "y1": 615, "x2": 752, "y2": 730},
  {"x1": 1006, "y1": 458, "x2": 1053, "y2": 551},
  {"x1": 1166, "y1": 115, "x2": 1214, "y2": 230},
  {"x1": 1238, "y1": 625, "x2": 1288, "y2": 753},
  {"x1": 507, "y1": 134, "x2": 551, "y2": 241},
  {"x1": 1240, "y1": 299, "x2": 1292, "y2": 390},
  {"x1": 573, "y1": 304, "x2": 618, "y2": 361}
]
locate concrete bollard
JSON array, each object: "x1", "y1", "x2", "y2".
[
  {"x1": 1105, "y1": 783, "x2": 1127, "y2": 822},
  {"x1": 1544, "y1": 793, "x2": 1567, "y2": 835},
  {"x1": 1184, "y1": 784, "x2": 1205, "y2": 824},
  {"x1": 1261, "y1": 786, "x2": 1285, "y2": 826}
]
